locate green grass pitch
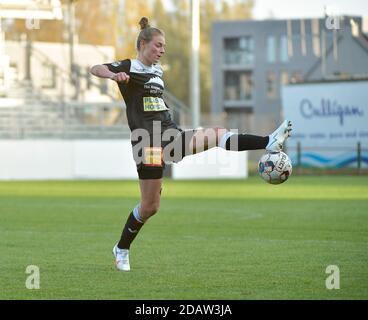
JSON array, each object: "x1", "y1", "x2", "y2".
[{"x1": 0, "y1": 176, "x2": 367, "y2": 299}]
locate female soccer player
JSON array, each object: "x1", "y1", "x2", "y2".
[{"x1": 90, "y1": 17, "x2": 292, "y2": 271}]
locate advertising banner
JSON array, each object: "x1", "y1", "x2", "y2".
[{"x1": 282, "y1": 81, "x2": 368, "y2": 168}]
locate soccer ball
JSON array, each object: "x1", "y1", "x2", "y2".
[{"x1": 258, "y1": 152, "x2": 292, "y2": 185}]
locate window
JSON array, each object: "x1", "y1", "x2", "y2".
[
  {"x1": 267, "y1": 36, "x2": 276, "y2": 63},
  {"x1": 86, "y1": 66, "x2": 92, "y2": 90},
  {"x1": 0, "y1": 69, "x2": 4, "y2": 87},
  {"x1": 41, "y1": 63, "x2": 56, "y2": 88},
  {"x1": 279, "y1": 35, "x2": 289, "y2": 62},
  {"x1": 224, "y1": 71, "x2": 253, "y2": 101},
  {"x1": 311, "y1": 19, "x2": 321, "y2": 57},
  {"x1": 266, "y1": 71, "x2": 277, "y2": 99},
  {"x1": 300, "y1": 20, "x2": 307, "y2": 56},
  {"x1": 99, "y1": 78, "x2": 108, "y2": 94},
  {"x1": 286, "y1": 20, "x2": 293, "y2": 58},
  {"x1": 290, "y1": 71, "x2": 303, "y2": 83},
  {"x1": 280, "y1": 71, "x2": 289, "y2": 86},
  {"x1": 224, "y1": 36, "x2": 254, "y2": 65}
]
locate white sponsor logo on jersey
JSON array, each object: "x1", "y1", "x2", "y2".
[{"x1": 145, "y1": 76, "x2": 164, "y2": 88}]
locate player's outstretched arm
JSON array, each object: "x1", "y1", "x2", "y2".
[{"x1": 90, "y1": 64, "x2": 130, "y2": 83}]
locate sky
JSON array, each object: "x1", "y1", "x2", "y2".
[
  {"x1": 252, "y1": 0, "x2": 368, "y2": 20},
  {"x1": 163, "y1": 0, "x2": 368, "y2": 20}
]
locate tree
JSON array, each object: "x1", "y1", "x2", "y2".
[
  {"x1": 150, "y1": 0, "x2": 191, "y2": 108},
  {"x1": 115, "y1": 0, "x2": 153, "y2": 58},
  {"x1": 5, "y1": 0, "x2": 254, "y2": 113}
]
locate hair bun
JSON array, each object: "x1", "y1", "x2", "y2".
[{"x1": 139, "y1": 17, "x2": 150, "y2": 30}]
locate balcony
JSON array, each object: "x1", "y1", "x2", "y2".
[{"x1": 223, "y1": 51, "x2": 254, "y2": 69}]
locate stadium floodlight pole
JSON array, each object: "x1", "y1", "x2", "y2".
[
  {"x1": 67, "y1": 0, "x2": 78, "y2": 99},
  {"x1": 0, "y1": 13, "x2": 3, "y2": 56},
  {"x1": 191, "y1": 0, "x2": 200, "y2": 128},
  {"x1": 67, "y1": 0, "x2": 75, "y2": 79}
]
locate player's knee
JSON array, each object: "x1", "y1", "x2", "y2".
[
  {"x1": 149, "y1": 202, "x2": 160, "y2": 215},
  {"x1": 140, "y1": 201, "x2": 160, "y2": 218}
]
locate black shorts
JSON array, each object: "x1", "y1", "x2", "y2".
[{"x1": 134, "y1": 129, "x2": 196, "y2": 180}]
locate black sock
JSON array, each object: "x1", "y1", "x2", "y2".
[
  {"x1": 225, "y1": 134, "x2": 269, "y2": 151},
  {"x1": 117, "y1": 212, "x2": 144, "y2": 250}
]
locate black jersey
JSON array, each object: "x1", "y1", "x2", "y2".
[{"x1": 104, "y1": 59, "x2": 178, "y2": 135}]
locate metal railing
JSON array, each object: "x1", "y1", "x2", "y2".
[
  {"x1": 288, "y1": 142, "x2": 368, "y2": 175},
  {"x1": 0, "y1": 102, "x2": 131, "y2": 139}
]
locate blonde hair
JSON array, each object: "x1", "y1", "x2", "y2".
[{"x1": 136, "y1": 17, "x2": 164, "y2": 50}]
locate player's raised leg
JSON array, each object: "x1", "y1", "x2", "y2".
[
  {"x1": 187, "y1": 127, "x2": 267, "y2": 155},
  {"x1": 187, "y1": 120, "x2": 292, "y2": 155}
]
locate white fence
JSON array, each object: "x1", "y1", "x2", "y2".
[
  {"x1": 0, "y1": 140, "x2": 248, "y2": 180},
  {"x1": 0, "y1": 140, "x2": 137, "y2": 180}
]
